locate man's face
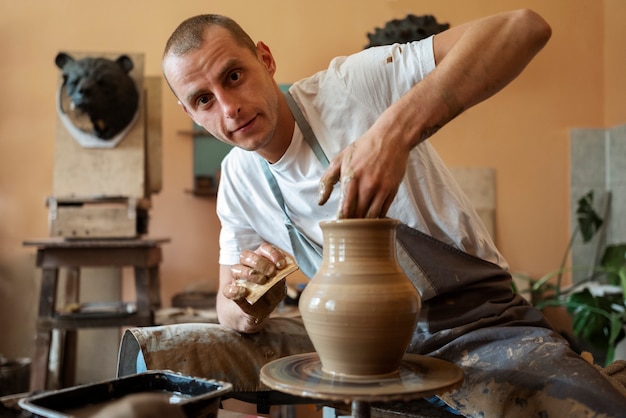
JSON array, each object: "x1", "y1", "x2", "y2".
[{"x1": 164, "y1": 27, "x2": 280, "y2": 153}]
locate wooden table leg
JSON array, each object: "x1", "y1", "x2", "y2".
[
  {"x1": 59, "y1": 267, "x2": 79, "y2": 388},
  {"x1": 30, "y1": 267, "x2": 59, "y2": 391},
  {"x1": 146, "y1": 266, "x2": 162, "y2": 311},
  {"x1": 134, "y1": 265, "x2": 162, "y2": 316},
  {"x1": 60, "y1": 330, "x2": 77, "y2": 388},
  {"x1": 25, "y1": 239, "x2": 169, "y2": 391},
  {"x1": 30, "y1": 330, "x2": 52, "y2": 392}
]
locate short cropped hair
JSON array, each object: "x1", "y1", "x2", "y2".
[{"x1": 164, "y1": 14, "x2": 257, "y2": 58}]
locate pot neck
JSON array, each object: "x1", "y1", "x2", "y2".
[{"x1": 321, "y1": 220, "x2": 398, "y2": 263}]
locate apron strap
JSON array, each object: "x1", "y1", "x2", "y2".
[
  {"x1": 259, "y1": 162, "x2": 322, "y2": 279},
  {"x1": 284, "y1": 91, "x2": 329, "y2": 168},
  {"x1": 258, "y1": 91, "x2": 328, "y2": 278}
]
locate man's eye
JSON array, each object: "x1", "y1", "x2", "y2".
[
  {"x1": 197, "y1": 95, "x2": 212, "y2": 106},
  {"x1": 229, "y1": 71, "x2": 241, "y2": 82}
]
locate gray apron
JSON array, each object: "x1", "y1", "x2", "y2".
[{"x1": 118, "y1": 93, "x2": 626, "y2": 417}]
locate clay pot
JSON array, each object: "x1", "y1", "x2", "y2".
[{"x1": 299, "y1": 218, "x2": 421, "y2": 377}]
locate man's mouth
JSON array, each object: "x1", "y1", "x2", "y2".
[{"x1": 232, "y1": 114, "x2": 257, "y2": 134}]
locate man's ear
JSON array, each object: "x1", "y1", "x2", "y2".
[
  {"x1": 178, "y1": 100, "x2": 199, "y2": 124},
  {"x1": 256, "y1": 41, "x2": 276, "y2": 76}
]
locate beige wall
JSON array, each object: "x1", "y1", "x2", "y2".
[
  {"x1": 605, "y1": 0, "x2": 626, "y2": 125},
  {"x1": 0, "y1": 0, "x2": 624, "y2": 360}
]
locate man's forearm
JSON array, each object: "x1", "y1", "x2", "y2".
[{"x1": 377, "y1": 9, "x2": 552, "y2": 151}]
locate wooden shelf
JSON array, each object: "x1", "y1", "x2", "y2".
[
  {"x1": 39, "y1": 312, "x2": 154, "y2": 330},
  {"x1": 185, "y1": 188, "x2": 217, "y2": 197}
]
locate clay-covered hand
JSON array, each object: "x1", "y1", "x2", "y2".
[
  {"x1": 318, "y1": 128, "x2": 410, "y2": 219},
  {"x1": 223, "y1": 243, "x2": 289, "y2": 325}
]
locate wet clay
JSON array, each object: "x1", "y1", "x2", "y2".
[
  {"x1": 298, "y1": 219, "x2": 421, "y2": 377},
  {"x1": 123, "y1": 318, "x2": 316, "y2": 392}
]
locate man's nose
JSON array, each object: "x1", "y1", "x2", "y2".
[{"x1": 219, "y1": 92, "x2": 241, "y2": 119}]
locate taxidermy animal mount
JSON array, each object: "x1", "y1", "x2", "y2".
[
  {"x1": 365, "y1": 14, "x2": 449, "y2": 48},
  {"x1": 55, "y1": 52, "x2": 139, "y2": 140}
]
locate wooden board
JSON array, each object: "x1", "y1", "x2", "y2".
[
  {"x1": 49, "y1": 203, "x2": 136, "y2": 239},
  {"x1": 52, "y1": 51, "x2": 146, "y2": 199},
  {"x1": 144, "y1": 76, "x2": 162, "y2": 194}
]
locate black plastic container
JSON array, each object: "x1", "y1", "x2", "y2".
[{"x1": 18, "y1": 370, "x2": 232, "y2": 418}]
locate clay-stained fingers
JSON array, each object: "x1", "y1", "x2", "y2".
[
  {"x1": 239, "y1": 249, "x2": 277, "y2": 279},
  {"x1": 337, "y1": 172, "x2": 359, "y2": 218},
  {"x1": 363, "y1": 195, "x2": 383, "y2": 219},
  {"x1": 318, "y1": 158, "x2": 341, "y2": 206},
  {"x1": 362, "y1": 185, "x2": 397, "y2": 219},
  {"x1": 224, "y1": 261, "x2": 270, "y2": 302},
  {"x1": 338, "y1": 173, "x2": 395, "y2": 219},
  {"x1": 255, "y1": 242, "x2": 291, "y2": 269},
  {"x1": 226, "y1": 245, "x2": 298, "y2": 304},
  {"x1": 230, "y1": 264, "x2": 269, "y2": 285},
  {"x1": 237, "y1": 252, "x2": 298, "y2": 304},
  {"x1": 337, "y1": 164, "x2": 402, "y2": 218},
  {"x1": 223, "y1": 282, "x2": 249, "y2": 301},
  {"x1": 238, "y1": 243, "x2": 292, "y2": 277},
  {"x1": 378, "y1": 194, "x2": 395, "y2": 219}
]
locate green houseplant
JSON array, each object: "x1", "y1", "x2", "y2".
[{"x1": 515, "y1": 191, "x2": 626, "y2": 365}]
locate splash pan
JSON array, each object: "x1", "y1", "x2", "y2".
[{"x1": 18, "y1": 370, "x2": 232, "y2": 418}]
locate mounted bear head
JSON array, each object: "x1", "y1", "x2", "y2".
[{"x1": 55, "y1": 52, "x2": 139, "y2": 140}]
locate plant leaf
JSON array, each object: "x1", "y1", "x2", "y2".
[
  {"x1": 600, "y1": 244, "x2": 626, "y2": 286},
  {"x1": 567, "y1": 289, "x2": 616, "y2": 351},
  {"x1": 576, "y1": 191, "x2": 603, "y2": 243},
  {"x1": 619, "y1": 268, "x2": 626, "y2": 299}
]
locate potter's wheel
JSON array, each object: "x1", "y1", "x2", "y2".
[{"x1": 260, "y1": 352, "x2": 463, "y2": 403}]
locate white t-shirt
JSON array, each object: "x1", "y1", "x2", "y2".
[{"x1": 217, "y1": 36, "x2": 507, "y2": 269}]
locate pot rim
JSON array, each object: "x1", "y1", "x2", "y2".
[{"x1": 319, "y1": 218, "x2": 399, "y2": 227}]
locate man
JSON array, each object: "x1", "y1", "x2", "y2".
[
  {"x1": 119, "y1": 9, "x2": 626, "y2": 417},
  {"x1": 163, "y1": 10, "x2": 544, "y2": 332}
]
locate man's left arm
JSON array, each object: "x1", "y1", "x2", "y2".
[{"x1": 319, "y1": 8, "x2": 551, "y2": 219}]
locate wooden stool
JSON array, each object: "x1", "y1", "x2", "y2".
[{"x1": 23, "y1": 237, "x2": 169, "y2": 392}]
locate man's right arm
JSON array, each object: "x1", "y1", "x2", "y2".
[
  {"x1": 216, "y1": 264, "x2": 264, "y2": 333},
  {"x1": 216, "y1": 244, "x2": 290, "y2": 333}
]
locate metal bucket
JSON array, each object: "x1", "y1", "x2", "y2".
[{"x1": 0, "y1": 357, "x2": 30, "y2": 396}]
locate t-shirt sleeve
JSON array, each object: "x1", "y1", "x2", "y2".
[
  {"x1": 325, "y1": 36, "x2": 436, "y2": 113},
  {"x1": 216, "y1": 153, "x2": 265, "y2": 266}
]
